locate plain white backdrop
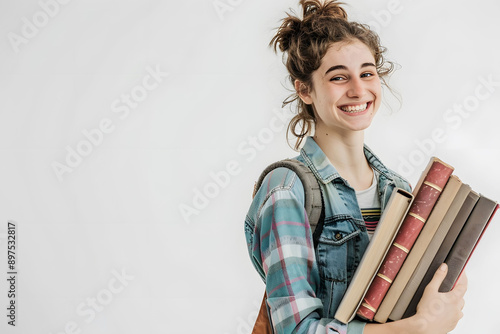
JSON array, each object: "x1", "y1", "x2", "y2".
[{"x1": 0, "y1": 0, "x2": 499, "y2": 333}]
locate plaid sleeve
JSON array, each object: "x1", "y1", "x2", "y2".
[{"x1": 245, "y1": 171, "x2": 366, "y2": 334}]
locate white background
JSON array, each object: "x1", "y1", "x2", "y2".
[{"x1": 1, "y1": 0, "x2": 499, "y2": 333}]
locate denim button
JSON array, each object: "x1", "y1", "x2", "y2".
[{"x1": 334, "y1": 232, "x2": 342, "y2": 241}]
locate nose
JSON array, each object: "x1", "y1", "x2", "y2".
[{"x1": 346, "y1": 76, "x2": 366, "y2": 98}]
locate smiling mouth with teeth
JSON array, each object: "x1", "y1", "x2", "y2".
[{"x1": 339, "y1": 102, "x2": 371, "y2": 113}]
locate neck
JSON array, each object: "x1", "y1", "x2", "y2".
[
  {"x1": 313, "y1": 125, "x2": 373, "y2": 190},
  {"x1": 314, "y1": 126, "x2": 366, "y2": 169}
]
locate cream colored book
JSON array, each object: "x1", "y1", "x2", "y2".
[
  {"x1": 334, "y1": 188, "x2": 413, "y2": 324},
  {"x1": 373, "y1": 176, "x2": 462, "y2": 323}
]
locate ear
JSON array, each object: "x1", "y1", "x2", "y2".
[{"x1": 294, "y1": 79, "x2": 313, "y2": 105}]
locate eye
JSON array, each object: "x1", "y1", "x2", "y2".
[
  {"x1": 361, "y1": 72, "x2": 376, "y2": 78},
  {"x1": 330, "y1": 76, "x2": 345, "y2": 82}
]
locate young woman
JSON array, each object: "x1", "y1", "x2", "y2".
[{"x1": 244, "y1": 1, "x2": 467, "y2": 333}]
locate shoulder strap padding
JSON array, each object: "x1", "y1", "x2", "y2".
[{"x1": 253, "y1": 159, "x2": 323, "y2": 233}]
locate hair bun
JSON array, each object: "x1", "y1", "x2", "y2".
[
  {"x1": 301, "y1": 0, "x2": 348, "y2": 21},
  {"x1": 270, "y1": 0, "x2": 347, "y2": 53},
  {"x1": 270, "y1": 14, "x2": 302, "y2": 53}
]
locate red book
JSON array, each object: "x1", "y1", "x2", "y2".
[{"x1": 356, "y1": 157, "x2": 454, "y2": 321}]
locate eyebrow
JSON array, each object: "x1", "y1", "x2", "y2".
[{"x1": 324, "y1": 62, "x2": 376, "y2": 76}]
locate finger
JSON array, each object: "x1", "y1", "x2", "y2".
[
  {"x1": 458, "y1": 297, "x2": 465, "y2": 311},
  {"x1": 453, "y1": 271, "x2": 468, "y2": 296},
  {"x1": 426, "y1": 263, "x2": 448, "y2": 292},
  {"x1": 456, "y1": 270, "x2": 468, "y2": 286}
]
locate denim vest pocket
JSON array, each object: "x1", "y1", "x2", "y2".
[{"x1": 315, "y1": 215, "x2": 365, "y2": 317}]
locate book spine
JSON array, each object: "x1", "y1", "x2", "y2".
[
  {"x1": 449, "y1": 203, "x2": 498, "y2": 291},
  {"x1": 356, "y1": 159, "x2": 453, "y2": 321},
  {"x1": 439, "y1": 198, "x2": 498, "y2": 292}
]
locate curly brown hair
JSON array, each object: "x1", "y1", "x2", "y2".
[{"x1": 270, "y1": 0, "x2": 394, "y2": 150}]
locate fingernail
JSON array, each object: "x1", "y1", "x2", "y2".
[{"x1": 440, "y1": 263, "x2": 447, "y2": 271}]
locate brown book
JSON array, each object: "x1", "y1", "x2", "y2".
[
  {"x1": 388, "y1": 183, "x2": 474, "y2": 321},
  {"x1": 402, "y1": 190, "x2": 481, "y2": 318},
  {"x1": 374, "y1": 176, "x2": 462, "y2": 323},
  {"x1": 334, "y1": 188, "x2": 413, "y2": 324},
  {"x1": 357, "y1": 157, "x2": 454, "y2": 321},
  {"x1": 439, "y1": 196, "x2": 498, "y2": 292}
]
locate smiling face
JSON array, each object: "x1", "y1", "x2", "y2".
[{"x1": 296, "y1": 39, "x2": 382, "y2": 136}]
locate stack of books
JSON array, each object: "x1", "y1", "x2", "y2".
[{"x1": 334, "y1": 157, "x2": 498, "y2": 324}]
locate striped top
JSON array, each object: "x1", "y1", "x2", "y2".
[
  {"x1": 356, "y1": 169, "x2": 381, "y2": 240},
  {"x1": 361, "y1": 208, "x2": 382, "y2": 236}
]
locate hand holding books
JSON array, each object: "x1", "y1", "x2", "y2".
[
  {"x1": 363, "y1": 267, "x2": 467, "y2": 334},
  {"x1": 411, "y1": 263, "x2": 467, "y2": 334}
]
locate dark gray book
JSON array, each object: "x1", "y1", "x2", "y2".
[{"x1": 439, "y1": 195, "x2": 498, "y2": 292}]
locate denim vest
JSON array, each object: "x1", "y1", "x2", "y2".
[{"x1": 292, "y1": 136, "x2": 411, "y2": 318}]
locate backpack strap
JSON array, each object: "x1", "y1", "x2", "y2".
[{"x1": 253, "y1": 158, "x2": 324, "y2": 244}]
